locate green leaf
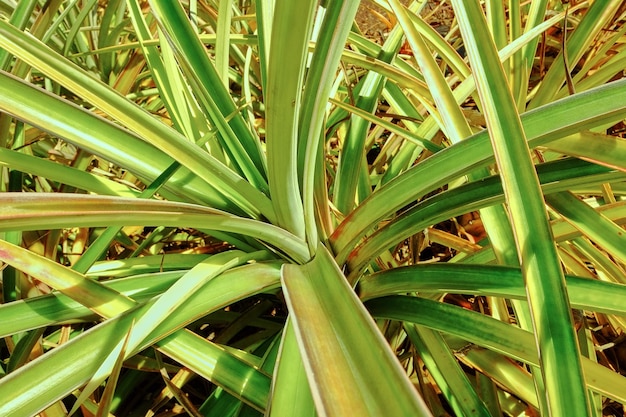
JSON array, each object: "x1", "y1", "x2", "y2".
[
  {"x1": 215, "y1": 0, "x2": 233, "y2": 88},
  {"x1": 0, "y1": 148, "x2": 139, "y2": 197},
  {"x1": 329, "y1": 98, "x2": 443, "y2": 152},
  {"x1": 365, "y1": 295, "x2": 626, "y2": 405},
  {"x1": 546, "y1": 191, "x2": 626, "y2": 264},
  {"x1": 331, "y1": 77, "x2": 626, "y2": 258},
  {"x1": 528, "y1": 1, "x2": 623, "y2": 108},
  {"x1": 547, "y1": 131, "x2": 626, "y2": 171},
  {"x1": 0, "y1": 314, "x2": 128, "y2": 417},
  {"x1": 332, "y1": 9, "x2": 409, "y2": 214},
  {"x1": 92, "y1": 322, "x2": 132, "y2": 417},
  {"x1": 299, "y1": 0, "x2": 361, "y2": 248},
  {"x1": 6, "y1": 328, "x2": 44, "y2": 373},
  {"x1": 451, "y1": 2, "x2": 589, "y2": 413},
  {"x1": 0, "y1": 0, "x2": 38, "y2": 70},
  {"x1": 267, "y1": 322, "x2": 316, "y2": 417},
  {"x1": 0, "y1": 194, "x2": 309, "y2": 263},
  {"x1": 104, "y1": 250, "x2": 270, "y2": 369},
  {"x1": 388, "y1": 0, "x2": 471, "y2": 144},
  {"x1": 0, "y1": 272, "x2": 180, "y2": 338},
  {"x1": 0, "y1": 22, "x2": 273, "y2": 219},
  {"x1": 126, "y1": 0, "x2": 210, "y2": 141},
  {"x1": 0, "y1": 70, "x2": 240, "y2": 212},
  {"x1": 0, "y1": 239, "x2": 136, "y2": 318},
  {"x1": 0, "y1": 260, "x2": 282, "y2": 416},
  {"x1": 281, "y1": 243, "x2": 431, "y2": 417},
  {"x1": 74, "y1": 250, "x2": 271, "y2": 411},
  {"x1": 147, "y1": 0, "x2": 269, "y2": 193},
  {"x1": 358, "y1": 263, "x2": 626, "y2": 316},
  {"x1": 446, "y1": 336, "x2": 538, "y2": 409},
  {"x1": 344, "y1": 158, "x2": 617, "y2": 275},
  {"x1": 404, "y1": 325, "x2": 492, "y2": 417},
  {"x1": 264, "y1": 0, "x2": 317, "y2": 239}
]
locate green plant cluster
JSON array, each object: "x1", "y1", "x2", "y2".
[{"x1": 0, "y1": 1, "x2": 625, "y2": 416}]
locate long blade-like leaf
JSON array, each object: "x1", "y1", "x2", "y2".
[
  {"x1": 331, "y1": 77, "x2": 626, "y2": 257},
  {"x1": 358, "y1": 263, "x2": 626, "y2": 316},
  {"x1": 300, "y1": 0, "x2": 360, "y2": 248},
  {"x1": 267, "y1": 322, "x2": 316, "y2": 417},
  {"x1": 0, "y1": 22, "x2": 273, "y2": 220},
  {"x1": 147, "y1": 0, "x2": 268, "y2": 192},
  {"x1": 546, "y1": 191, "x2": 626, "y2": 264},
  {"x1": 264, "y1": 0, "x2": 316, "y2": 239},
  {"x1": 404, "y1": 325, "x2": 492, "y2": 417},
  {"x1": 0, "y1": 69, "x2": 250, "y2": 214},
  {"x1": 365, "y1": 295, "x2": 626, "y2": 405},
  {"x1": 281, "y1": 243, "x2": 431, "y2": 417},
  {"x1": 0, "y1": 257, "x2": 282, "y2": 416},
  {"x1": 0, "y1": 193, "x2": 309, "y2": 263}
]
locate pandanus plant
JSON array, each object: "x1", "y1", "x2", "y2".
[{"x1": 0, "y1": 0, "x2": 626, "y2": 416}]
